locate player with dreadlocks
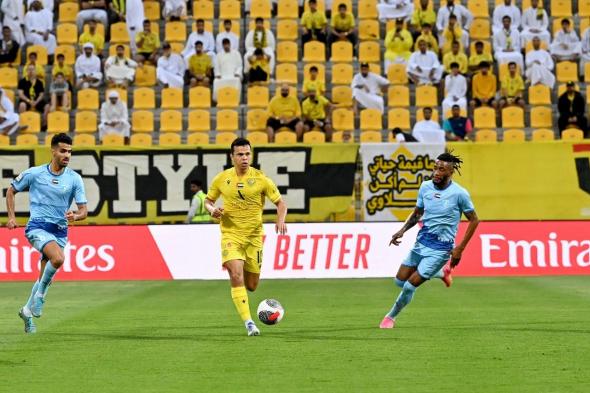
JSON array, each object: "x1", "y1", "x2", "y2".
[{"x1": 379, "y1": 150, "x2": 480, "y2": 329}]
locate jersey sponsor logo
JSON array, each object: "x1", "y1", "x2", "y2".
[{"x1": 247, "y1": 179, "x2": 255, "y2": 186}]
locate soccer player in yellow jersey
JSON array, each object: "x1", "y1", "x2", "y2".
[{"x1": 205, "y1": 138, "x2": 288, "y2": 336}]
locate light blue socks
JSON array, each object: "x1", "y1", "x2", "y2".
[
  {"x1": 394, "y1": 278, "x2": 406, "y2": 288},
  {"x1": 37, "y1": 263, "x2": 58, "y2": 297},
  {"x1": 387, "y1": 281, "x2": 417, "y2": 319},
  {"x1": 25, "y1": 280, "x2": 40, "y2": 310}
]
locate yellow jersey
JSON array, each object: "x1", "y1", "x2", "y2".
[
  {"x1": 443, "y1": 52, "x2": 468, "y2": 74},
  {"x1": 501, "y1": 74, "x2": 524, "y2": 97},
  {"x1": 188, "y1": 53, "x2": 212, "y2": 76},
  {"x1": 301, "y1": 10, "x2": 327, "y2": 30},
  {"x1": 302, "y1": 78, "x2": 326, "y2": 96},
  {"x1": 207, "y1": 167, "x2": 281, "y2": 237},
  {"x1": 268, "y1": 95, "x2": 301, "y2": 118},
  {"x1": 52, "y1": 63, "x2": 74, "y2": 85},
  {"x1": 78, "y1": 32, "x2": 104, "y2": 54},
  {"x1": 136, "y1": 31, "x2": 160, "y2": 53},
  {"x1": 302, "y1": 95, "x2": 329, "y2": 120},
  {"x1": 331, "y1": 13, "x2": 355, "y2": 31}
]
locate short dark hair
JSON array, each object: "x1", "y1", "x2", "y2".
[
  {"x1": 508, "y1": 61, "x2": 517, "y2": 67},
  {"x1": 562, "y1": 18, "x2": 570, "y2": 24},
  {"x1": 195, "y1": 40, "x2": 203, "y2": 46},
  {"x1": 224, "y1": 19, "x2": 232, "y2": 25},
  {"x1": 309, "y1": 0, "x2": 317, "y2": 4},
  {"x1": 338, "y1": 3, "x2": 346, "y2": 9},
  {"x1": 392, "y1": 127, "x2": 403, "y2": 135},
  {"x1": 56, "y1": 53, "x2": 65, "y2": 59},
  {"x1": 222, "y1": 38, "x2": 230, "y2": 45},
  {"x1": 190, "y1": 179, "x2": 203, "y2": 188},
  {"x1": 51, "y1": 133, "x2": 72, "y2": 147},
  {"x1": 479, "y1": 61, "x2": 490, "y2": 68},
  {"x1": 230, "y1": 137, "x2": 251, "y2": 154},
  {"x1": 452, "y1": 104, "x2": 460, "y2": 109},
  {"x1": 116, "y1": 44, "x2": 124, "y2": 50},
  {"x1": 310, "y1": 65, "x2": 318, "y2": 72},
  {"x1": 423, "y1": 106, "x2": 432, "y2": 113},
  {"x1": 196, "y1": 18, "x2": 204, "y2": 24},
  {"x1": 28, "y1": 52, "x2": 37, "y2": 58},
  {"x1": 437, "y1": 149, "x2": 463, "y2": 173},
  {"x1": 143, "y1": 19, "x2": 150, "y2": 24},
  {"x1": 2, "y1": 26, "x2": 10, "y2": 31},
  {"x1": 254, "y1": 48, "x2": 264, "y2": 56},
  {"x1": 475, "y1": 41, "x2": 484, "y2": 47},
  {"x1": 255, "y1": 17, "x2": 264, "y2": 23},
  {"x1": 450, "y1": 62, "x2": 459, "y2": 68},
  {"x1": 502, "y1": 15, "x2": 511, "y2": 21}
]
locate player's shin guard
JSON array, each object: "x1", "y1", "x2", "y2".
[
  {"x1": 386, "y1": 281, "x2": 417, "y2": 319},
  {"x1": 230, "y1": 286, "x2": 252, "y2": 322},
  {"x1": 37, "y1": 263, "x2": 58, "y2": 297},
  {"x1": 394, "y1": 278, "x2": 406, "y2": 288}
]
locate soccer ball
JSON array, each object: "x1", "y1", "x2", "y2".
[{"x1": 257, "y1": 299, "x2": 284, "y2": 325}]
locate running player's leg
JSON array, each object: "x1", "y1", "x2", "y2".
[
  {"x1": 395, "y1": 265, "x2": 416, "y2": 288},
  {"x1": 30, "y1": 241, "x2": 65, "y2": 317},
  {"x1": 244, "y1": 271, "x2": 260, "y2": 292},
  {"x1": 18, "y1": 255, "x2": 47, "y2": 333},
  {"x1": 243, "y1": 245, "x2": 262, "y2": 292},
  {"x1": 224, "y1": 259, "x2": 259, "y2": 336}
]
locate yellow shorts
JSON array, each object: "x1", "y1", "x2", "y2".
[{"x1": 221, "y1": 235, "x2": 263, "y2": 274}]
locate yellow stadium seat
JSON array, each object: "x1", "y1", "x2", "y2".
[
  {"x1": 247, "y1": 109, "x2": 269, "y2": 131},
  {"x1": 189, "y1": 86, "x2": 211, "y2": 109},
  {"x1": 0, "y1": 134, "x2": 9, "y2": 146},
  {"x1": 332, "y1": 130, "x2": 353, "y2": 143},
  {"x1": 359, "y1": 20, "x2": 380, "y2": 40},
  {"x1": 358, "y1": 0, "x2": 378, "y2": 19},
  {"x1": 474, "y1": 107, "x2": 497, "y2": 129},
  {"x1": 304, "y1": 41, "x2": 326, "y2": 62},
  {"x1": 217, "y1": 87, "x2": 240, "y2": 108},
  {"x1": 304, "y1": 63, "x2": 326, "y2": 81},
  {"x1": 561, "y1": 129, "x2": 584, "y2": 140},
  {"x1": 551, "y1": 0, "x2": 572, "y2": 17},
  {"x1": 415, "y1": 85, "x2": 437, "y2": 107},
  {"x1": 188, "y1": 110, "x2": 211, "y2": 132},
  {"x1": 57, "y1": 23, "x2": 78, "y2": 45},
  {"x1": 165, "y1": 21, "x2": 187, "y2": 42},
  {"x1": 16, "y1": 134, "x2": 39, "y2": 146},
  {"x1": 469, "y1": 18, "x2": 490, "y2": 40},
  {"x1": 332, "y1": 86, "x2": 353, "y2": 107},
  {"x1": 133, "y1": 88, "x2": 155, "y2": 109},
  {"x1": 277, "y1": 19, "x2": 298, "y2": 40},
  {"x1": 247, "y1": 86, "x2": 269, "y2": 108},
  {"x1": 108, "y1": 44, "x2": 131, "y2": 58},
  {"x1": 47, "y1": 112, "x2": 69, "y2": 133},
  {"x1": 59, "y1": 2, "x2": 79, "y2": 22},
  {"x1": 360, "y1": 109, "x2": 382, "y2": 131},
  {"x1": 55, "y1": 45, "x2": 76, "y2": 65},
  {"x1": 303, "y1": 131, "x2": 326, "y2": 143},
  {"x1": 130, "y1": 133, "x2": 153, "y2": 147},
  {"x1": 277, "y1": 41, "x2": 298, "y2": 62},
  {"x1": 26, "y1": 45, "x2": 47, "y2": 65},
  {"x1": 75, "y1": 111, "x2": 97, "y2": 133},
  {"x1": 503, "y1": 129, "x2": 526, "y2": 142},
  {"x1": 102, "y1": 134, "x2": 125, "y2": 146},
  {"x1": 387, "y1": 85, "x2": 410, "y2": 107},
  {"x1": 475, "y1": 129, "x2": 498, "y2": 142},
  {"x1": 110, "y1": 22, "x2": 130, "y2": 43},
  {"x1": 248, "y1": 131, "x2": 269, "y2": 144},
  {"x1": 369, "y1": 62, "x2": 381, "y2": 75},
  {"x1": 332, "y1": 108, "x2": 354, "y2": 130},
  {"x1": 528, "y1": 85, "x2": 551, "y2": 105},
  {"x1": 501, "y1": 107, "x2": 525, "y2": 128},
  {"x1": 106, "y1": 88, "x2": 128, "y2": 104},
  {"x1": 44, "y1": 134, "x2": 55, "y2": 146},
  {"x1": 159, "y1": 132, "x2": 182, "y2": 146},
  {"x1": 278, "y1": 0, "x2": 299, "y2": 18},
  {"x1": 192, "y1": 0, "x2": 214, "y2": 19},
  {"x1": 387, "y1": 64, "x2": 408, "y2": 84},
  {"x1": 525, "y1": 40, "x2": 548, "y2": 53},
  {"x1": 584, "y1": 63, "x2": 590, "y2": 82},
  {"x1": 186, "y1": 132, "x2": 210, "y2": 145},
  {"x1": 77, "y1": 89, "x2": 99, "y2": 110},
  {"x1": 170, "y1": 42, "x2": 184, "y2": 54},
  {"x1": 247, "y1": 19, "x2": 271, "y2": 31},
  {"x1": 216, "y1": 109, "x2": 238, "y2": 131},
  {"x1": 219, "y1": 0, "x2": 241, "y2": 19},
  {"x1": 250, "y1": 0, "x2": 271, "y2": 18},
  {"x1": 531, "y1": 128, "x2": 555, "y2": 141},
  {"x1": 73, "y1": 134, "x2": 96, "y2": 146},
  {"x1": 359, "y1": 41, "x2": 380, "y2": 63},
  {"x1": 216, "y1": 132, "x2": 237, "y2": 145},
  {"x1": 161, "y1": 88, "x2": 183, "y2": 109},
  {"x1": 468, "y1": 0, "x2": 489, "y2": 17},
  {"x1": 132, "y1": 110, "x2": 154, "y2": 132},
  {"x1": 581, "y1": 18, "x2": 590, "y2": 35},
  {"x1": 160, "y1": 110, "x2": 183, "y2": 132},
  {"x1": 360, "y1": 130, "x2": 382, "y2": 142},
  {"x1": 387, "y1": 108, "x2": 411, "y2": 130},
  {"x1": 276, "y1": 63, "x2": 298, "y2": 84},
  {"x1": 0, "y1": 68, "x2": 17, "y2": 88},
  {"x1": 331, "y1": 41, "x2": 353, "y2": 62},
  {"x1": 20, "y1": 112, "x2": 41, "y2": 133},
  {"x1": 331, "y1": 63, "x2": 353, "y2": 85},
  {"x1": 135, "y1": 65, "x2": 156, "y2": 87},
  {"x1": 143, "y1": 1, "x2": 160, "y2": 20},
  {"x1": 192, "y1": 20, "x2": 215, "y2": 33},
  {"x1": 275, "y1": 131, "x2": 297, "y2": 144},
  {"x1": 416, "y1": 108, "x2": 439, "y2": 122},
  {"x1": 530, "y1": 106, "x2": 553, "y2": 129}
]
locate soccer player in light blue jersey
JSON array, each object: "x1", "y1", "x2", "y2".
[
  {"x1": 6, "y1": 133, "x2": 87, "y2": 333},
  {"x1": 380, "y1": 151, "x2": 480, "y2": 329}
]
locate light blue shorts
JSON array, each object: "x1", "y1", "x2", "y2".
[
  {"x1": 25, "y1": 229, "x2": 67, "y2": 254},
  {"x1": 402, "y1": 242, "x2": 451, "y2": 280}
]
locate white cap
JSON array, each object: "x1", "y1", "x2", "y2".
[
  {"x1": 108, "y1": 90, "x2": 119, "y2": 99},
  {"x1": 83, "y1": 42, "x2": 94, "y2": 50}
]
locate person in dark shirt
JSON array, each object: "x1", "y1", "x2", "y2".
[
  {"x1": 0, "y1": 26, "x2": 20, "y2": 65},
  {"x1": 17, "y1": 65, "x2": 49, "y2": 126},
  {"x1": 392, "y1": 127, "x2": 418, "y2": 142},
  {"x1": 557, "y1": 81, "x2": 588, "y2": 136},
  {"x1": 442, "y1": 105, "x2": 473, "y2": 140}
]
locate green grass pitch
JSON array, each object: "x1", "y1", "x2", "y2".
[{"x1": 1, "y1": 277, "x2": 589, "y2": 393}]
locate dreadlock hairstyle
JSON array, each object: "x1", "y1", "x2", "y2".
[{"x1": 437, "y1": 149, "x2": 463, "y2": 174}]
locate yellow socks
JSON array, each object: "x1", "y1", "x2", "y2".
[{"x1": 230, "y1": 286, "x2": 252, "y2": 322}]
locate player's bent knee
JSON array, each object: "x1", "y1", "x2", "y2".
[
  {"x1": 394, "y1": 278, "x2": 406, "y2": 288},
  {"x1": 246, "y1": 282, "x2": 258, "y2": 292}
]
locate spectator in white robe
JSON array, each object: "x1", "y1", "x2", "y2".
[
  {"x1": 244, "y1": 17, "x2": 276, "y2": 75},
  {"x1": 213, "y1": 38, "x2": 243, "y2": 102},
  {"x1": 2, "y1": 0, "x2": 25, "y2": 45},
  {"x1": 442, "y1": 62, "x2": 467, "y2": 114},
  {"x1": 492, "y1": 0, "x2": 521, "y2": 35},
  {"x1": 216, "y1": 20, "x2": 239, "y2": 53},
  {"x1": 163, "y1": 0, "x2": 187, "y2": 20},
  {"x1": 407, "y1": 39, "x2": 444, "y2": 85},
  {"x1": 27, "y1": 0, "x2": 52, "y2": 14},
  {"x1": 75, "y1": 43, "x2": 103, "y2": 88},
  {"x1": 581, "y1": 28, "x2": 590, "y2": 77},
  {"x1": 76, "y1": 0, "x2": 108, "y2": 32},
  {"x1": 0, "y1": 88, "x2": 20, "y2": 136},
  {"x1": 550, "y1": 19, "x2": 582, "y2": 62},
  {"x1": 520, "y1": 0, "x2": 551, "y2": 46},
  {"x1": 351, "y1": 62, "x2": 389, "y2": 114},
  {"x1": 126, "y1": 0, "x2": 144, "y2": 56},
  {"x1": 99, "y1": 90, "x2": 130, "y2": 143},
  {"x1": 436, "y1": 0, "x2": 473, "y2": 33},
  {"x1": 105, "y1": 44, "x2": 138, "y2": 87},
  {"x1": 412, "y1": 107, "x2": 445, "y2": 143},
  {"x1": 157, "y1": 42, "x2": 185, "y2": 88},
  {"x1": 24, "y1": 0, "x2": 56, "y2": 55},
  {"x1": 493, "y1": 16, "x2": 524, "y2": 72},
  {"x1": 377, "y1": 0, "x2": 414, "y2": 23},
  {"x1": 182, "y1": 19, "x2": 216, "y2": 63},
  {"x1": 525, "y1": 36, "x2": 555, "y2": 87}
]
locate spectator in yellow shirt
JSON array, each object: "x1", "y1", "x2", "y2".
[
  {"x1": 384, "y1": 18, "x2": 414, "y2": 71},
  {"x1": 301, "y1": 0, "x2": 327, "y2": 45},
  {"x1": 439, "y1": 14, "x2": 465, "y2": 55},
  {"x1": 302, "y1": 65, "x2": 325, "y2": 97},
  {"x1": 469, "y1": 41, "x2": 494, "y2": 74},
  {"x1": 301, "y1": 88, "x2": 333, "y2": 141},
  {"x1": 329, "y1": 3, "x2": 357, "y2": 49},
  {"x1": 247, "y1": 48, "x2": 270, "y2": 85},
  {"x1": 470, "y1": 61, "x2": 497, "y2": 109},
  {"x1": 188, "y1": 41, "x2": 212, "y2": 87},
  {"x1": 136, "y1": 19, "x2": 160, "y2": 64},
  {"x1": 499, "y1": 61, "x2": 525, "y2": 109},
  {"x1": 266, "y1": 83, "x2": 303, "y2": 142},
  {"x1": 443, "y1": 41, "x2": 468, "y2": 74},
  {"x1": 52, "y1": 53, "x2": 74, "y2": 87},
  {"x1": 78, "y1": 19, "x2": 105, "y2": 58},
  {"x1": 414, "y1": 23, "x2": 439, "y2": 54},
  {"x1": 410, "y1": 0, "x2": 437, "y2": 39}
]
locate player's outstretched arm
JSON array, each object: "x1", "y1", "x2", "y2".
[
  {"x1": 274, "y1": 199, "x2": 287, "y2": 235},
  {"x1": 5, "y1": 186, "x2": 18, "y2": 229},
  {"x1": 450, "y1": 210, "x2": 480, "y2": 268},
  {"x1": 65, "y1": 204, "x2": 88, "y2": 223},
  {"x1": 205, "y1": 198, "x2": 224, "y2": 219},
  {"x1": 389, "y1": 207, "x2": 424, "y2": 246}
]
